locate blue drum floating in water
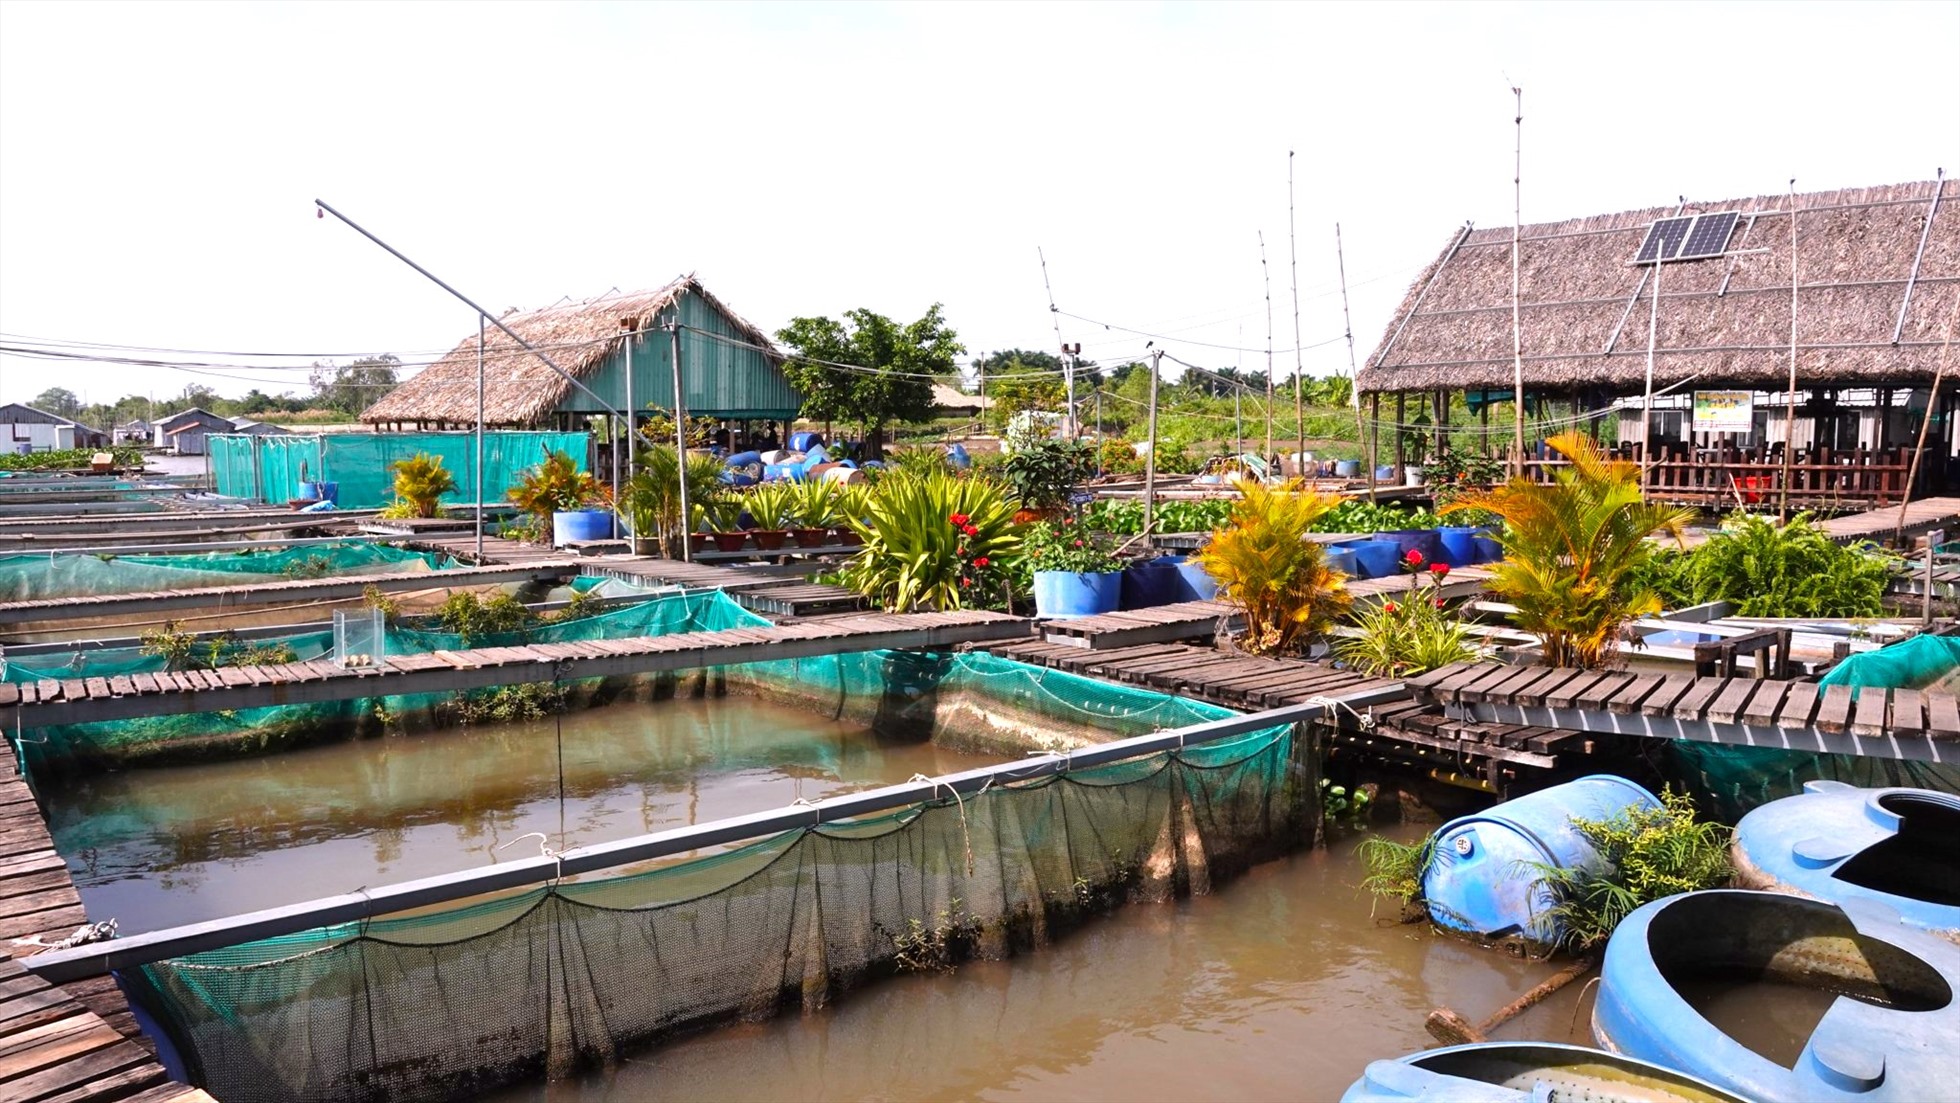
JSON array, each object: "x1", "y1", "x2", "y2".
[
  {"x1": 1733, "y1": 780, "x2": 1960, "y2": 942},
  {"x1": 1422, "y1": 775, "x2": 1661, "y2": 947},
  {"x1": 1593, "y1": 889, "x2": 1960, "y2": 1102},
  {"x1": 1340, "y1": 1042, "x2": 1747, "y2": 1103}
]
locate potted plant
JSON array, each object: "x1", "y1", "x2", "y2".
[
  {"x1": 508, "y1": 450, "x2": 607, "y2": 546},
  {"x1": 833, "y1": 482, "x2": 870, "y2": 546},
  {"x1": 838, "y1": 468, "x2": 1019, "y2": 612},
  {"x1": 788, "y1": 478, "x2": 839, "y2": 548},
  {"x1": 621, "y1": 444, "x2": 724, "y2": 557},
  {"x1": 1003, "y1": 439, "x2": 1094, "y2": 523},
  {"x1": 1194, "y1": 479, "x2": 1352, "y2": 656},
  {"x1": 742, "y1": 482, "x2": 796, "y2": 551},
  {"x1": 378, "y1": 451, "x2": 457, "y2": 520},
  {"x1": 1025, "y1": 517, "x2": 1123, "y2": 619},
  {"x1": 688, "y1": 502, "x2": 714, "y2": 555},
  {"x1": 705, "y1": 499, "x2": 749, "y2": 552}
]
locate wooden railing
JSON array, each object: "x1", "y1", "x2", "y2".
[{"x1": 1518, "y1": 445, "x2": 1912, "y2": 508}]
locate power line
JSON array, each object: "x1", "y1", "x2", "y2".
[{"x1": 1053, "y1": 307, "x2": 1348, "y2": 355}]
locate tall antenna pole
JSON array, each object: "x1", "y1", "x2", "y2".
[
  {"x1": 1509, "y1": 87, "x2": 1527, "y2": 477},
  {"x1": 1039, "y1": 246, "x2": 1073, "y2": 437},
  {"x1": 1289, "y1": 150, "x2": 1306, "y2": 477},
  {"x1": 1261, "y1": 230, "x2": 1275, "y2": 466},
  {"x1": 1779, "y1": 179, "x2": 1800, "y2": 523},
  {"x1": 1336, "y1": 223, "x2": 1376, "y2": 504}
]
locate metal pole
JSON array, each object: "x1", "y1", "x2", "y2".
[
  {"x1": 1289, "y1": 150, "x2": 1306, "y2": 478},
  {"x1": 1094, "y1": 389, "x2": 1103, "y2": 474},
  {"x1": 1261, "y1": 231, "x2": 1275, "y2": 467},
  {"x1": 475, "y1": 313, "x2": 485, "y2": 561},
  {"x1": 1780, "y1": 179, "x2": 1800, "y2": 524},
  {"x1": 1509, "y1": 87, "x2": 1527, "y2": 477},
  {"x1": 1145, "y1": 347, "x2": 1161, "y2": 536},
  {"x1": 624, "y1": 321, "x2": 636, "y2": 492},
  {"x1": 1643, "y1": 243, "x2": 1661, "y2": 497},
  {"x1": 671, "y1": 322, "x2": 691, "y2": 562}
]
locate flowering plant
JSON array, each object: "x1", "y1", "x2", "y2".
[{"x1": 1022, "y1": 517, "x2": 1121, "y2": 573}]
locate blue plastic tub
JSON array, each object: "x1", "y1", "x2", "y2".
[
  {"x1": 1438, "y1": 526, "x2": 1480, "y2": 567},
  {"x1": 1733, "y1": 781, "x2": 1960, "y2": 941},
  {"x1": 1324, "y1": 546, "x2": 1358, "y2": 578},
  {"x1": 300, "y1": 481, "x2": 338, "y2": 504},
  {"x1": 1334, "y1": 460, "x2": 1361, "y2": 479},
  {"x1": 551, "y1": 509, "x2": 614, "y2": 545},
  {"x1": 1034, "y1": 570, "x2": 1122, "y2": 619},
  {"x1": 1348, "y1": 539, "x2": 1404, "y2": 580},
  {"x1": 1340, "y1": 1042, "x2": 1748, "y2": 1103},
  {"x1": 1472, "y1": 533, "x2": 1503, "y2": 563},
  {"x1": 1375, "y1": 529, "x2": 1444, "y2": 569},
  {"x1": 1422, "y1": 774, "x2": 1660, "y2": 946},
  {"x1": 1374, "y1": 465, "x2": 1398, "y2": 482},
  {"x1": 1120, "y1": 557, "x2": 1186, "y2": 610},
  {"x1": 1594, "y1": 890, "x2": 1960, "y2": 1102},
  {"x1": 1174, "y1": 559, "x2": 1219, "y2": 601}
]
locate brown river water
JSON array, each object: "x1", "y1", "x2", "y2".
[{"x1": 39, "y1": 698, "x2": 1614, "y2": 1100}]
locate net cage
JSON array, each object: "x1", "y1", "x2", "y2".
[
  {"x1": 0, "y1": 542, "x2": 454, "y2": 603},
  {"x1": 208, "y1": 431, "x2": 591, "y2": 511}
]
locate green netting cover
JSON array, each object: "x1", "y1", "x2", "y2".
[
  {"x1": 209, "y1": 431, "x2": 590, "y2": 510},
  {"x1": 1817, "y1": 634, "x2": 1960, "y2": 694},
  {"x1": 129, "y1": 721, "x2": 1300, "y2": 1103},
  {"x1": 1666, "y1": 740, "x2": 1960, "y2": 822},
  {"x1": 0, "y1": 543, "x2": 452, "y2": 603}
]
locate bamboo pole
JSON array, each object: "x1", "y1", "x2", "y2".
[
  {"x1": 1336, "y1": 223, "x2": 1374, "y2": 502},
  {"x1": 1780, "y1": 179, "x2": 1800, "y2": 523},
  {"x1": 1509, "y1": 86, "x2": 1527, "y2": 477},
  {"x1": 1289, "y1": 150, "x2": 1306, "y2": 474},
  {"x1": 1895, "y1": 289, "x2": 1960, "y2": 545}
]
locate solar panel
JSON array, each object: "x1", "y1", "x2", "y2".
[
  {"x1": 1634, "y1": 217, "x2": 1694, "y2": 264},
  {"x1": 1676, "y1": 211, "x2": 1740, "y2": 260}
]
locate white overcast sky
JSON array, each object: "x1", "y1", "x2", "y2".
[{"x1": 1, "y1": 0, "x2": 1956, "y2": 408}]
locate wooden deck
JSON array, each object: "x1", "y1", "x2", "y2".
[
  {"x1": 583, "y1": 557, "x2": 866, "y2": 617},
  {"x1": 1409, "y1": 662, "x2": 1960, "y2": 763},
  {"x1": 1, "y1": 755, "x2": 212, "y2": 1102},
  {"x1": 0, "y1": 561, "x2": 579, "y2": 629},
  {"x1": 5, "y1": 611, "x2": 1033, "y2": 728},
  {"x1": 1040, "y1": 601, "x2": 1240, "y2": 649}
]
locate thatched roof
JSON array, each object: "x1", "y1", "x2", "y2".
[
  {"x1": 361, "y1": 275, "x2": 781, "y2": 426},
  {"x1": 931, "y1": 383, "x2": 993, "y2": 412},
  {"x1": 1360, "y1": 179, "x2": 1958, "y2": 395}
]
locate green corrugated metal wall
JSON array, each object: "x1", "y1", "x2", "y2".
[{"x1": 553, "y1": 290, "x2": 804, "y2": 419}]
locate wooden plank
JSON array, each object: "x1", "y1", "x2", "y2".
[
  {"x1": 1460, "y1": 665, "x2": 1547, "y2": 704},
  {"x1": 1669, "y1": 677, "x2": 1732, "y2": 721},
  {"x1": 1774, "y1": 681, "x2": 1823, "y2": 730},
  {"x1": 1506, "y1": 668, "x2": 1586, "y2": 708},
  {"x1": 1740, "y1": 681, "x2": 1793, "y2": 728},
  {"x1": 1704, "y1": 678, "x2": 1765, "y2": 725},
  {"x1": 1891, "y1": 688, "x2": 1926, "y2": 736},
  {"x1": 1851, "y1": 686, "x2": 1891, "y2": 739},
  {"x1": 1814, "y1": 683, "x2": 1856, "y2": 734},
  {"x1": 1927, "y1": 691, "x2": 1960, "y2": 738},
  {"x1": 1, "y1": 1036, "x2": 158, "y2": 1100},
  {"x1": 1552, "y1": 672, "x2": 1632, "y2": 711},
  {"x1": 33, "y1": 1060, "x2": 168, "y2": 1103}
]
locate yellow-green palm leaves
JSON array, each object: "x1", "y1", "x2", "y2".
[
  {"x1": 1446, "y1": 432, "x2": 1692, "y2": 669},
  {"x1": 1196, "y1": 479, "x2": 1351, "y2": 656}
]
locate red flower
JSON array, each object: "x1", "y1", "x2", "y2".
[
  {"x1": 1384, "y1": 601, "x2": 1399, "y2": 614},
  {"x1": 973, "y1": 556, "x2": 990, "y2": 568},
  {"x1": 963, "y1": 524, "x2": 978, "y2": 536},
  {"x1": 948, "y1": 513, "x2": 970, "y2": 526},
  {"x1": 1429, "y1": 562, "x2": 1451, "y2": 578},
  {"x1": 1073, "y1": 539, "x2": 1084, "y2": 548},
  {"x1": 961, "y1": 578, "x2": 972, "y2": 587},
  {"x1": 1404, "y1": 548, "x2": 1424, "y2": 567},
  {"x1": 1434, "y1": 598, "x2": 1445, "y2": 610}
]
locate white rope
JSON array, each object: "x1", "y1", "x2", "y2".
[
  {"x1": 495, "y1": 831, "x2": 563, "y2": 882},
  {"x1": 1307, "y1": 694, "x2": 1377, "y2": 730}
]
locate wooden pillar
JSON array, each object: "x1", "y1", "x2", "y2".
[
  {"x1": 1433, "y1": 389, "x2": 1447, "y2": 468},
  {"x1": 1478, "y1": 391, "x2": 1490, "y2": 454},
  {"x1": 1393, "y1": 391, "x2": 1406, "y2": 483},
  {"x1": 1368, "y1": 392, "x2": 1382, "y2": 489}
]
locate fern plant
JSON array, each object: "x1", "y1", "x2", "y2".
[
  {"x1": 840, "y1": 469, "x2": 1020, "y2": 612},
  {"x1": 1649, "y1": 513, "x2": 1896, "y2": 617},
  {"x1": 1194, "y1": 479, "x2": 1352, "y2": 656},
  {"x1": 1527, "y1": 790, "x2": 1733, "y2": 951},
  {"x1": 387, "y1": 452, "x2": 458, "y2": 519}
]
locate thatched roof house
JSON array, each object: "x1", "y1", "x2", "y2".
[
  {"x1": 1360, "y1": 179, "x2": 1956, "y2": 397},
  {"x1": 362, "y1": 276, "x2": 803, "y2": 429}
]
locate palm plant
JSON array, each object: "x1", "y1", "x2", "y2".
[
  {"x1": 1444, "y1": 431, "x2": 1693, "y2": 669},
  {"x1": 742, "y1": 482, "x2": 798, "y2": 532},
  {"x1": 622, "y1": 445, "x2": 725, "y2": 557},
  {"x1": 1194, "y1": 479, "x2": 1352, "y2": 657},
  {"x1": 507, "y1": 450, "x2": 602, "y2": 529},
  {"x1": 841, "y1": 469, "x2": 1020, "y2": 612},
  {"x1": 790, "y1": 476, "x2": 842, "y2": 530},
  {"x1": 383, "y1": 452, "x2": 457, "y2": 519}
]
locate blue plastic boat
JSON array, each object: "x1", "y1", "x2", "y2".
[
  {"x1": 1593, "y1": 889, "x2": 1960, "y2": 1101},
  {"x1": 1340, "y1": 1042, "x2": 1747, "y2": 1102},
  {"x1": 1733, "y1": 780, "x2": 1960, "y2": 942},
  {"x1": 1422, "y1": 775, "x2": 1660, "y2": 947}
]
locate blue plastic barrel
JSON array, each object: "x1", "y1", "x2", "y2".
[
  {"x1": 725, "y1": 450, "x2": 762, "y2": 468},
  {"x1": 947, "y1": 443, "x2": 971, "y2": 470},
  {"x1": 1034, "y1": 570, "x2": 1122, "y2": 619},
  {"x1": 1174, "y1": 559, "x2": 1219, "y2": 601},
  {"x1": 1422, "y1": 775, "x2": 1660, "y2": 945},
  {"x1": 1374, "y1": 465, "x2": 1398, "y2": 482},
  {"x1": 1340, "y1": 1042, "x2": 1749, "y2": 1103},
  {"x1": 1324, "y1": 546, "x2": 1358, "y2": 577},
  {"x1": 1120, "y1": 557, "x2": 1186, "y2": 610},
  {"x1": 315, "y1": 481, "x2": 338, "y2": 505},
  {"x1": 1376, "y1": 529, "x2": 1444, "y2": 568},
  {"x1": 787, "y1": 431, "x2": 821, "y2": 453},
  {"x1": 1438, "y1": 526, "x2": 1480, "y2": 567},
  {"x1": 763, "y1": 463, "x2": 805, "y2": 481},
  {"x1": 1472, "y1": 532, "x2": 1503, "y2": 563},
  {"x1": 1348, "y1": 538, "x2": 1404, "y2": 579},
  {"x1": 1334, "y1": 460, "x2": 1361, "y2": 479},
  {"x1": 551, "y1": 509, "x2": 615, "y2": 545}
]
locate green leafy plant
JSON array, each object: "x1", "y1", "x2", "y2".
[
  {"x1": 1195, "y1": 479, "x2": 1353, "y2": 656},
  {"x1": 1081, "y1": 498, "x2": 1236, "y2": 537},
  {"x1": 789, "y1": 476, "x2": 842, "y2": 529},
  {"x1": 1312, "y1": 499, "x2": 1443, "y2": 534},
  {"x1": 0, "y1": 445, "x2": 144, "y2": 472},
  {"x1": 385, "y1": 452, "x2": 458, "y2": 519},
  {"x1": 1445, "y1": 432, "x2": 1693, "y2": 669},
  {"x1": 362, "y1": 584, "x2": 401, "y2": 626},
  {"x1": 622, "y1": 445, "x2": 725, "y2": 556},
  {"x1": 741, "y1": 482, "x2": 798, "y2": 531},
  {"x1": 138, "y1": 622, "x2": 199, "y2": 671},
  {"x1": 1321, "y1": 778, "x2": 1374, "y2": 830},
  {"x1": 435, "y1": 591, "x2": 537, "y2": 646},
  {"x1": 703, "y1": 497, "x2": 748, "y2": 534},
  {"x1": 507, "y1": 450, "x2": 602, "y2": 528},
  {"x1": 1002, "y1": 439, "x2": 1094, "y2": 512},
  {"x1": 1637, "y1": 513, "x2": 1896, "y2": 617},
  {"x1": 1338, "y1": 588, "x2": 1479, "y2": 677},
  {"x1": 1358, "y1": 835, "x2": 1434, "y2": 905},
  {"x1": 1528, "y1": 790, "x2": 1733, "y2": 951},
  {"x1": 451, "y1": 682, "x2": 569, "y2": 724},
  {"x1": 840, "y1": 469, "x2": 1020, "y2": 611},
  {"x1": 1022, "y1": 518, "x2": 1121, "y2": 573},
  {"x1": 279, "y1": 554, "x2": 336, "y2": 580},
  {"x1": 888, "y1": 899, "x2": 980, "y2": 974}
]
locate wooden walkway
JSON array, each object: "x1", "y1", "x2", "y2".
[
  {"x1": 1410, "y1": 662, "x2": 1960, "y2": 763},
  {"x1": 5, "y1": 611, "x2": 1033, "y2": 728},
  {"x1": 2, "y1": 754, "x2": 213, "y2": 1102},
  {"x1": 1040, "y1": 601, "x2": 1240, "y2": 649},
  {"x1": 0, "y1": 561, "x2": 578, "y2": 628},
  {"x1": 583, "y1": 557, "x2": 866, "y2": 617},
  {"x1": 991, "y1": 640, "x2": 1564, "y2": 773}
]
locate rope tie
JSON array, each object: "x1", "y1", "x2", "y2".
[
  {"x1": 907, "y1": 773, "x2": 976, "y2": 877},
  {"x1": 789, "y1": 795, "x2": 824, "y2": 827},
  {"x1": 495, "y1": 831, "x2": 563, "y2": 884},
  {"x1": 1307, "y1": 694, "x2": 1376, "y2": 730}
]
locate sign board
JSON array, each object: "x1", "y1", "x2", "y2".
[{"x1": 1691, "y1": 390, "x2": 1754, "y2": 434}]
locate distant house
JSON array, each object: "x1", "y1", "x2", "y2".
[
  {"x1": 118, "y1": 418, "x2": 151, "y2": 443},
  {"x1": 930, "y1": 383, "x2": 994, "y2": 417},
  {"x1": 152, "y1": 408, "x2": 233, "y2": 455},
  {"x1": 360, "y1": 275, "x2": 804, "y2": 440},
  {"x1": 0, "y1": 404, "x2": 107, "y2": 453},
  {"x1": 227, "y1": 418, "x2": 287, "y2": 436}
]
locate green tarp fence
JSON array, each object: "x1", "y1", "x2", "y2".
[
  {"x1": 209, "y1": 431, "x2": 590, "y2": 510},
  {"x1": 0, "y1": 543, "x2": 454, "y2": 603}
]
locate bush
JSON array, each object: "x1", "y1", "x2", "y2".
[
  {"x1": 840, "y1": 469, "x2": 1020, "y2": 612},
  {"x1": 1337, "y1": 583, "x2": 1478, "y2": 677},
  {"x1": 0, "y1": 446, "x2": 144, "y2": 471},
  {"x1": 507, "y1": 450, "x2": 601, "y2": 527},
  {"x1": 1358, "y1": 835, "x2": 1434, "y2": 906},
  {"x1": 1023, "y1": 518, "x2": 1121, "y2": 573},
  {"x1": 1002, "y1": 440, "x2": 1094, "y2": 511},
  {"x1": 1636, "y1": 513, "x2": 1896, "y2": 617},
  {"x1": 436, "y1": 591, "x2": 537, "y2": 646},
  {"x1": 1530, "y1": 790, "x2": 1732, "y2": 951},
  {"x1": 1195, "y1": 479, "x2": 1351, "y2": 656},
  {"x1": 384, "y1": 452, "x2": 458, "y2": 519}
]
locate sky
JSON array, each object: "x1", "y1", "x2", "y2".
[{"x1": 1, "y1": 0, "x2": 1956, "y2": 410}]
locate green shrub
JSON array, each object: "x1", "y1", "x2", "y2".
[
  {"x1": 1337, "y1": 588, "x2": 1478, "y2": 676},
  {"x1": 1529, "y1": 790, "x2": 1732, "y2": 951},
  {"x1": 1637, "y1": 513, "x2": 1896, "y2": 617},
  {"x1": 1358, "y1": 835, "x2": 1434, "y2": 905},
  {"x1": 436, "y1": 591, "x2": 537, "y2": 646},
  {"x1": 1023, "y1": 518, "x2": 1121, "y2": 573},
  {"x1": 1002, "y1": 439, "x2": 1094, "y2": 511},
  {"x1": 841, "y1": 469, "x2": 1020, "y2": 612}
]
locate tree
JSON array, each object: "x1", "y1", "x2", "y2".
[
  {"x1": 32, "y1": 388, "x2": 80, "y2": 418},
  {"x1": 972, "y1": 349, "x2": 1066, "y2": 432},
  {"x1": 310, "y1": 354, "x2": 401, "y2": 417},
  {"x1": 776, "y1": 306, "x2": 962, "y2": 458}
]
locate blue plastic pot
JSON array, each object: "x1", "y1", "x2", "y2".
[
  {"x1": 1120, "y1": 557, "x2": 1186, "y2": 610},
  {"x1": 300, "y1": 480, "x2": 338, "y2": 504},
  {"x1": 1324, "y1": 546, "x2": 1358, "y2": 578},
  {"x1": 1174, "y1": 559, "x2": 1219, "y2": 601},
  {"x1": 1374, "y1": 465, "x2": 1397, "y2": 482},
  {"x1": 1472, "y1": 533, "x2": 1503, "y2": 563},
  {"x1": 1348, "y1": 538, "x2": 1404, "y2": 580},
  {"x1": 552, "y1": 509, "x2": 614, "y2": 545},
  {"x1": 1375, "y1": 529, "x2": 1444, "y2": 569},
  {"x1": 1438, "y1": 526, "x2": 1480, "y2": 567},
  {"x1": 1334, "y1": 460, "x2": 1361, "y2": 479},
  {"x1": 1034, "y1": 570, "x2": 1122, "y2": 619}
]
